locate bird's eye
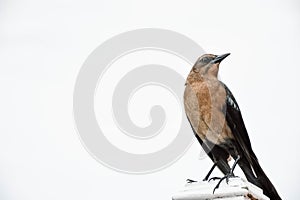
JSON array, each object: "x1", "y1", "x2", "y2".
[{"x1": 201, "y1": 57, "x2": 210, "y2": 63}]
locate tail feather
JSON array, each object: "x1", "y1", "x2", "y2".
[{"x1": 250, "y1": 152, "x2": 281, "y2": 200}]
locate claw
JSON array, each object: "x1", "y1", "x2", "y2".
[
  {"x1": 212, "y1": 155, "x2": 241, "y2": 194},
  {"x1": 186, "y1": 179, "x2": 197, "y2": 183},
  {"x1": 213, "y1": 176, "x2": 227, "y2": 194},
  {"x1": 208, "y1": 177, "x2": 221, "y2": 182},
  {"x1": 213, "y1": 173, "x2": 239, "y2": 193}
]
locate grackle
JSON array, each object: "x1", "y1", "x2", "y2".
[{"x1": 184, "y1": 53, "x2": 281, "y2": 200}]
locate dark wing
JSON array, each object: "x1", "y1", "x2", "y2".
[
  {"x1": 222, "y1": 83, "x2": 283, "y2": 200},
  {"x1": 222, "y1": 83, "x2": 254, "y2": 164}
]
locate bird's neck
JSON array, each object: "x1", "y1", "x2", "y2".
[{"x1": 185, "y1": 70, "x2": 218, "y2": 86}]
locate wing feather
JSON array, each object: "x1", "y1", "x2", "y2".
[{"x1": 222, "y1": 83, "x2": 254, "y2": 164}]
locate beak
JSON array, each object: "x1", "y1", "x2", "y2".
[{"x1": 211, "y1": 53, "x2": 230, "y2": 64}]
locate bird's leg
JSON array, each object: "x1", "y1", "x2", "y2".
[
  {"x1": 226, "y1": 155, "x2": 240, "y2": 183},
  {"x1": 203, "y1": 163, "x2": 217, "y2": 181},
  {"x1": 213, "y1": 155, "x2": 241, "y2": 194},
  {"x1": 186, "y1": 162, "x2": 217, "y2": 183}
]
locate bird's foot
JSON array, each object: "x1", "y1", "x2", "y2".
[
  {"x1": 212, "y1": 173, "x2": 239, "y2": 194},
  {"x1": 207, "y1": 177, "x2": 221, "y2": 182},
  {"x1": 212, "y1": 155, "x2": 241, "y2": 194},
  {"x1": 186, "y1": 179, "x2": 197, "y2": 183}
]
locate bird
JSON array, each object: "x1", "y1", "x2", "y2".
[{"x1": 183, "y1": 53, "x2": 282, "y2": 200}]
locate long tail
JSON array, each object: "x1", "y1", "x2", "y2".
[{"x1": 250, "y1": 152, "x2": 281, "y2": 200}]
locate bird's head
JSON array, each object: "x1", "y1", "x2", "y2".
[{"x1": 192, "y1": 53, "x2": 230, "y2": 77}]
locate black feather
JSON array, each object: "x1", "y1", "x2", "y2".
[{"x1": 222, "y1": 82, "x2": 281, "y2": 200}]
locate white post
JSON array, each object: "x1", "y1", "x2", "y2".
[{"x1": 172, "y1": 177, "x2": 269, "y2": 200}]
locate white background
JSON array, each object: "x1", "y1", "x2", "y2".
[{"x1": 1, "y1": 0, "x2": 300, "y2": 199}]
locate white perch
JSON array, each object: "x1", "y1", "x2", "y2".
[{"x1": 172, "y1": 177, "x2": 269, "y2": 200}]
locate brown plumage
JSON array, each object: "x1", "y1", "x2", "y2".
[{"x1": 184, "y1": 53, "x2": 281, "y2": 200}]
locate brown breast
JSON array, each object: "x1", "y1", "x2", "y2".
[{"x1": 184, "y1": 72, "x2": 234, "y2": 144}]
